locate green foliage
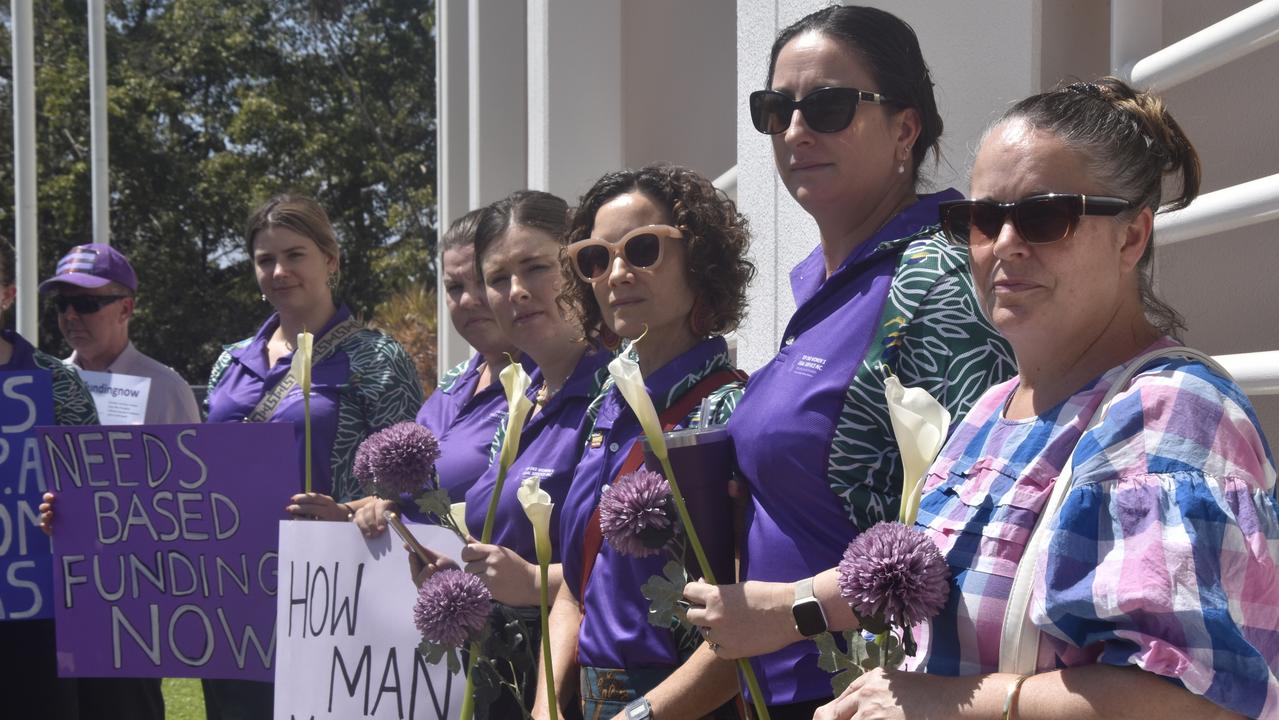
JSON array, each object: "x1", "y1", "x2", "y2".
[{"x1": 0, "y1": 0, "x2": 437, "y2": 381}]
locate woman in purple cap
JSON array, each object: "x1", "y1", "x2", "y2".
[
  {"x1": 534, "y1": 165, "x2": 754, "y2": 720},
  {"x1": 202, "y1": 194, "x2": 424, "y2": 717},
  {"x1": 679, "y1": 6, "x2": 1015, "y2": 716},
  {"x1": 1, "y1": 237, "x2": 100, "y2": 718},
  {"x1": 354, "y1": 209, "x2": 529, "y2": 535},
  {"x1": 409, "y1": 189, "x2": 612, "y2": 717}
]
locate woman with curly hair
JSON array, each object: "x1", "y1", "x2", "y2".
[{"x1": 534, "y1": 164, "x2": 754, "y2": 720}]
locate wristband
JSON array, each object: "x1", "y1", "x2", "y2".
[
  {"x1": 1001, "y1": 673, "x2": 1031, "y2": 720},
  {"x1": 341, "y1": 503, "x2": 355, "y2": 521}
]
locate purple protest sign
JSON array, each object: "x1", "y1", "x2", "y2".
[
  {"x1": 38, "y1": 422, "x2": 298, "y2": 680},
  {"x1": 1, "y1": 370, "x2": 56, "y2": 621}
]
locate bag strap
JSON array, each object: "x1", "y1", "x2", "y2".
[
  {"x1": 998, "y1": 346, "x2": 1232, "y2": 673},
  {"x1": 578, "y1": 368, "x2": 747, "y2": 599},
  {"x1": 245, "y1": 317, "x2": 364, "y2": 423}
]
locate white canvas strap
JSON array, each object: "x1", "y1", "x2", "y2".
[{"x1": 997, "y1": 346, "x2": 1231, "y2": 673}]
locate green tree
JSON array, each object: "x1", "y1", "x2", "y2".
[{"x1": 0, "y1": 0, "x2": 437, "y2": 384}]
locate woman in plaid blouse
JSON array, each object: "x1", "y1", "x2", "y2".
[{"x1": 812, "y1": 79, "x2": 1279, "y2": 719}]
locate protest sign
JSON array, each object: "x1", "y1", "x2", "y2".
[
  {"x1": 77, "y1": 370, "x2": 152, "y2": 425},
  {"x1": 39, "y1": 422, "x2": 297, "y2": 680},
  {"x1": 0, "y1": 370, "x2": 55, "y2": 621},
  {"x1": 275, "y1": 520, "x2": 465, "y2": 720}
]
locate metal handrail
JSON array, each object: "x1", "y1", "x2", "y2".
[
  {"x1": 1216, "y1": 351, "x2": 1279, "y2": 396},
  {"x1": 1155, "y1": 172, "x2": 1279, "y2": 245},
  {"x1": 1121, "y1": 0, "x2": 1279, "y2": 90}
]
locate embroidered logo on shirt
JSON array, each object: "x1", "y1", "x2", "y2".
[
  {"x1": 791, "y1": 354, "x2": 827, "y2": 377},
  {"x1": 590, "y1": 432, "x2": 604, "y2": 448}
]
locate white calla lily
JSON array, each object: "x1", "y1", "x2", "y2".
[
  {"x1": 497, "y1": 359, "x2": 535, "y2": 471},
  {"x1": 291, "y1": 330, "x2": 315, "y2": 492},
  {"x1": 884, "y1": 372, "x2": 951, "y2": 526},
  {"x1": 448, "y1": 502, "x2": 471, "y2": 540},
  {"x1": 608, "y1": 353, "x2": 667, "y2": 460},
  {"x1": 517, "y1": 475, "x2": 559, "y2": 719},
  {"x1": 517, "y1": 477, "x2": 554, "y2": 564}
]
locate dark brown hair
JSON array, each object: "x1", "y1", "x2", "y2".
[
  {"x1": 440, "y1": 208, "x2": 486, "y2": 254},
  {"x1": 473, "y1": 190, "x2": 570, "y2": 282},
  {"x1": 562, "y1": 164, "x2": 755, "y2": 346},
  {"x1": 0, "y1": 235, "x2": 13, "y2": 287},
  {"x1": 767, "y1": 5, "x2": 943, "y2": 180},
  {"x1": 995, "y1": 76, "x2": 1201, "y2": 336}
]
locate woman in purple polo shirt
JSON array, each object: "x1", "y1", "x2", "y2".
[
  {"x1": 409, "y1": 190, "x2": 611, "y2": 717},
  {"x1": 354, "y1": 209, "x2": 529, "y2": 534},
  {"x1": 535, "y1": 165, "x2": 754, "y2": 720},
  {"x1": 681, "y1": 6, "x2": 1015, "y2": 716},
  {"x1": 202, "y1": 194, "x2": 424, "y2": 717}
]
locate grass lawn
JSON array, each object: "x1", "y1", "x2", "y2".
[{"x1": 162, "y1": 678, "x2": 205, "y2": 719}]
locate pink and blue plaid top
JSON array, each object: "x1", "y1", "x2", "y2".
[{"x1": 908, "y1": 340, "x2": 1279, "y2": 718}]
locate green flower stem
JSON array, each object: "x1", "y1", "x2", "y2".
[
  {"x1": 303, "y1": 392, "x2": 312, "y2": 494},
  {"x1": 655, "y1": 453, "x2": 771, "y2": 720},
  {"x1": 458, "y1": 643, "x2": 480, "y2": 720},
  {"x1": 539, "y1": 554, "x2": 559, "y2": 720},
  {"x1": 479, "y1": 462, "x2": 508, "y2": 544}
]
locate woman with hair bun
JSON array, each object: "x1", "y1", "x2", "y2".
[{"x1": 813, "y1": 77, "x2": 1279, "y2": 720}]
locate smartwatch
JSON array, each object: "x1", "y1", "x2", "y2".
[
  {"x1": 791, "y1": 576, "x2": 828, "y2": 637},
  {"x1": 624, "y1": 696, "x2": 653, "y2": 719}
]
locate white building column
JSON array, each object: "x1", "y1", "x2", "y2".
[
  {"x1": 435, "y1": 0, "x2": 471, "y2": 377},
  {"x1": 527, "y1": 0, "x2": 623, "y2": 198}
]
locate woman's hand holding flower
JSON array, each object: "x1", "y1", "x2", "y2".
[
  {"x1": 683, "y1": 579, "x2": 800, "y2": 659},
  {"x1": 407, "y1": 544, "x2": 461, "y2": 587},
  {"x1": 813, "y1": 667, "x2": 918, "y2": 720},
  {"x1": 354, "y1": 498, "x2": 396, "y2": 537},
  {"x1": 461, "y1": 541, "x2": 538, "y2": 606}
]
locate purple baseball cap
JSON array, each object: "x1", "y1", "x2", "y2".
[{"x1": 39, "y1": 243, "x2": 138, "y2": 294}]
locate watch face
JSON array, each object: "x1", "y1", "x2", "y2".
[
  {"x1": 793, "y1": 597, "x2": 827, "y2": 637},
  {"x1": 625, "y1": 698, "x2": 652, "y2": 719}
]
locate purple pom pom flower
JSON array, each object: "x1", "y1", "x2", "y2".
[
  {"x1": 599, "y1": 468, "x2": 679, "y2": 558},
  {"x1": 837, "y1": 521, "x2": 949, "y2": 632},
  {"x1": 354, "y1": 421, "x2": 441, "y2": 497},
  {"x1": 413, "y1": 569, "x2": 491, "y2": 649}
]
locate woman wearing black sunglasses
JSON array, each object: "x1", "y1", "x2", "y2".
[
  {"x1": 680, "y1": 5, "x2": 1015, "y2": 717},
  {"x1": 534, "y1": 165, "x2": 753, "y2": 720},
  {"x1": 808, "y1": 77, "x2": 1279, "y2": 720}
]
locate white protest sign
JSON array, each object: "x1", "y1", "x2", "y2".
[
  {"x1": 275, "y1": 520, "x2": 465, "y2": 720},
  {"x1": 76, "y1": 370, "x2": 152, "y2": 425}
]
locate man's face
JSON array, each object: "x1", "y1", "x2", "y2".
[{"x1": 53, "y1": 285, "x2": 133, "y2": 357}]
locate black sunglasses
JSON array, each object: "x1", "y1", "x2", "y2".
[
  {"x1": 938, "y1": 194, "x2": 1132, "y2": 246},
  {"x1": 53, "y1": 294, "x2": 127, "y2": 315},
  {"x1": 749, "y1": 86, "x2": 897, "y2": 135}
]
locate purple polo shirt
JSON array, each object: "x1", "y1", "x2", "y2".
[
  {"x1": 463, "y1": 348, "x2": 611, "y2": 564},
  {"x1": 560, "y1": 336, "x2": 735, "y2": 670},
  {"x1": 1, "y1": 328, "x2": 37, "y2": 370},
  {"x1": 416, "y1": 353, "x2": 538, "y2": 500},
  {"x1": 729, "y1": 191, "x2": 961, "y2": 704},
  {"x1": 205, "y1": 307, "x2": 353, "y2": 496}
]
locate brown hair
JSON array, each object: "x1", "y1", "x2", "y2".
[
  {"x1": 245, "y1": 194, "x2": 342, "y2": 284},
  {"x1": 562, "y1": 164, "x2": 755, "y2": 346},
  {"x1": 473, "y1": 190, "x2": 570, "y2": 283},
  {"x1": 0, "y1": 235, "x2": 13, "y2": 287},
  {"x1": 995, "y1": 76, "x2": 1201, "y2": 336},
  {"x1": 441, "y1": 208, "x2": 486, "y2": 254},
  {"x1": 767, "y1": 5, "x2": 943, "y2": 180}
]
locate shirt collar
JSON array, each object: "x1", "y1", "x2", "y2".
[
  {"x1": 790, "y1": 188, "x2": 963, "y2": 305},
  {"x1": 237, "y1": 304, "x2": 353, "y2": 375}
]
